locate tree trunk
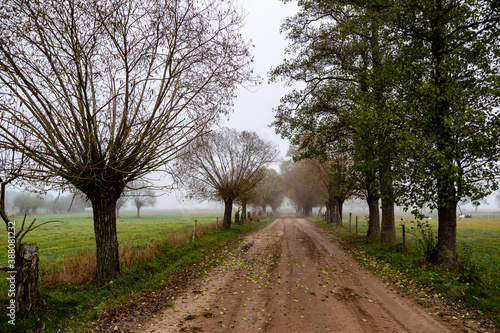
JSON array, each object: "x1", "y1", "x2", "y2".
[
  {"x1": 326, "y1": 200, "x2": 334, "y2": 223},
  {"x1": 304, "y1": 205, "x2": 312, "y2": 217},
  {"x1": 380, "y1": 160, "x2": 396, "y2": 243},
  {"x1": 235, "y1": 212, "x2": 240, "y2": 225},
  {"x1": 380, "y1": 177, "x2": 395, "y2": 243},
  {"x1": 334, "y1": 197, "x2": 344, "y2": 226},
  {"x1": 381, "y1": 197, "x2": 395, "y2": 243},
  {"x1": 223, "y1": 198, "x2": 233, "y2": 229},
  {"x1": 431, "y1": 8, "x2": 457, "y2": 267},
  {"x1": 136, "y1": 206, "x2": 141, "y2": 218},
  {"x1": 90, "y1": 194, "x2": 120, "y2": 279},
  {"x1": 366, "y1": 188, "x2": 380, "y2": 239},
  {"x1": 436, "y1": 201, "x2": 457, "y2": 266},
  {"x1": 241, "y1": 202, "x2": 247, "y2": 222},
  {"x1": 0, "y1": 182, "x2": 9, "y2": 223},
  {"x1": 15, "y1": 243, "x2": 40, "y2": 313}
]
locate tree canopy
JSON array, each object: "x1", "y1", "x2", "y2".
[
  {"x1": 172, "y1": 128, "x2": 279, "y2": 229},
  {"x1": 0, "y1": 0, "x2": 255, "y2": 278},
  {"x1": 272, "y1": 0, "x2": 500, "y2": 265}
]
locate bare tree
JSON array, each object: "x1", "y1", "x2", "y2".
[
  {"x1": 281, "y1": 159, "x2": 327, "y2": 216},
  {"x1": 172, "y1": 128, "x2": 279, "y2": 229},
  {"x1": 255, "y1": 168, "x2": 285, "y2": 214},
  {"x1": 116, "y1": 196, "x2": 128, "y2": 218},
  {"x1": 1, "y1": 138, "x2": 60, "y2": 314},
  {"x1": 0, "y1": 0, "x2": 254, "y2": 279},
  {"x1": 129, "y1": 182, "x2": 157, "y2": 217}
]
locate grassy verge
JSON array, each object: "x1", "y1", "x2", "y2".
[
  {"x1": 0, "y1": 214, "x2": 274, "y2": 332},
  {"x1": 309, "y1": 215, "x2": 500, "y2": 329}
]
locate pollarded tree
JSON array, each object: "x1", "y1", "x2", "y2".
[
  {"x1": 116, "y1": 196, "x2": 128, "y2": 219},
  {"x1": 172, "y1": 128, "x2": 279, "y2": 229},
  {"x1": 129, "y1": 182, "x2": 157, "y2": 218},
  {"x1": 255, "y1": 168, "x2": 285, "y2": 214},
  {"x1": 49, "y1": 192, "x2": 88, "y2": 214},
  {"x1": 0, "y1": 0, "x2": 254, "y2": 279},
  {"x1": 13, "y1": 193, "x2": 45, "y2": 215}
]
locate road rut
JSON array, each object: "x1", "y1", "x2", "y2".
[{"x1": 141, "y1": 214, "x2": 477, "y2": 333}]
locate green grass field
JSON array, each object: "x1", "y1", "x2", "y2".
[
  {"x1": 0, "y1": 209, "x2": 272, "y2": 332},
  {"x1": 1, "y1": 210, "x2": 499, "y2": 330},
  {"x1": 0, "y1": 209, "x2": 223, "y2": 266},
  {"x1": 312, "y1": 211, "x2": 500, "y2": 328},
  {"x1": 341, "y1": 212, "x2": 500, "y2": 278}
]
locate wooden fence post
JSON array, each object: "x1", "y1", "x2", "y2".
[
  {"x1": 356, "y1": 216, "x2": 358, "y2": 235},
  {"x1": 402, "y1": 224, "x2": 406, "y2": 252},
  {"x1": 192, "y1": 220, "x2": 197, "y2": 243},
  {"x1": 16, "y1": 243, "x2": 40, "y2": 313},
  {"x1": 349, "y1": 213, "x2": 352, "y2": 232},
  {"x1": 216, "y1": 217, "x2": 218, "y2": 235}
]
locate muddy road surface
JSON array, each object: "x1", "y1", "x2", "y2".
[{"x1": 141, "y1": 215, "x2": 481, "y2": 333}]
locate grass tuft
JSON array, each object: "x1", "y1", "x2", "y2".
[
  {"x1": 0, "y1": 211, "x2": 274, "y2": 332},
  {"x1": 310, "y1": 214, "x2": 500, "y2": 329}
]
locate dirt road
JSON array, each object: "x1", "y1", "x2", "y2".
[{"x1": 141, "y1": 215, "x2": 480, "y2": 332}]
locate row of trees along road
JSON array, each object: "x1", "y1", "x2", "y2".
[
  {"x1": 171, "y1": 128, "x2": 280, "y2": 230},
  {"x1": 254, "y1": 168, "x2": 286, "y2": 214},
  {"x1": 271, "y1": 0, "x2": 500, "y2": 267},
  {"x1": 281, "y1": 154, "x2": 357, "y2": 225},
  {"x1": 0, "y1": 0, "x2": 255, "y2": 286}
]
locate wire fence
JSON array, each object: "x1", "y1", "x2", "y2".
[
  {"x1": 342, "y1": 213, "x2": 500, "y2": 256},
  {"x1": 0, "y1": 217, "x2": 224, "y2": 266}
]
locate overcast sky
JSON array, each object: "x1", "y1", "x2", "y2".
[
  {"x1": 157, "y1": 0, "x2": 299, "y2": 209},
  {"x1": 222, "y1": 0, "x2": 299, "y2": 162}
]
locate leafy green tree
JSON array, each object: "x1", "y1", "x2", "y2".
[
  {"x1": 394, "y1": 0, "x2": 500, "y2": 266},
  {"x1": 0, "y1": 0, "x2": 254, "y2": 278},
  {"x1": 271, "y1": 0, "x2": 400, "y2": 241}
]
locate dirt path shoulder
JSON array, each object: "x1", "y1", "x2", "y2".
[{"x1": 138, "y1": 215, "x2": 487, "y2": 333}]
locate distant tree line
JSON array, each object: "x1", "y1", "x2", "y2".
[{"x1": 11, "y1": 192, "x2": 88, "y2": 215}]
